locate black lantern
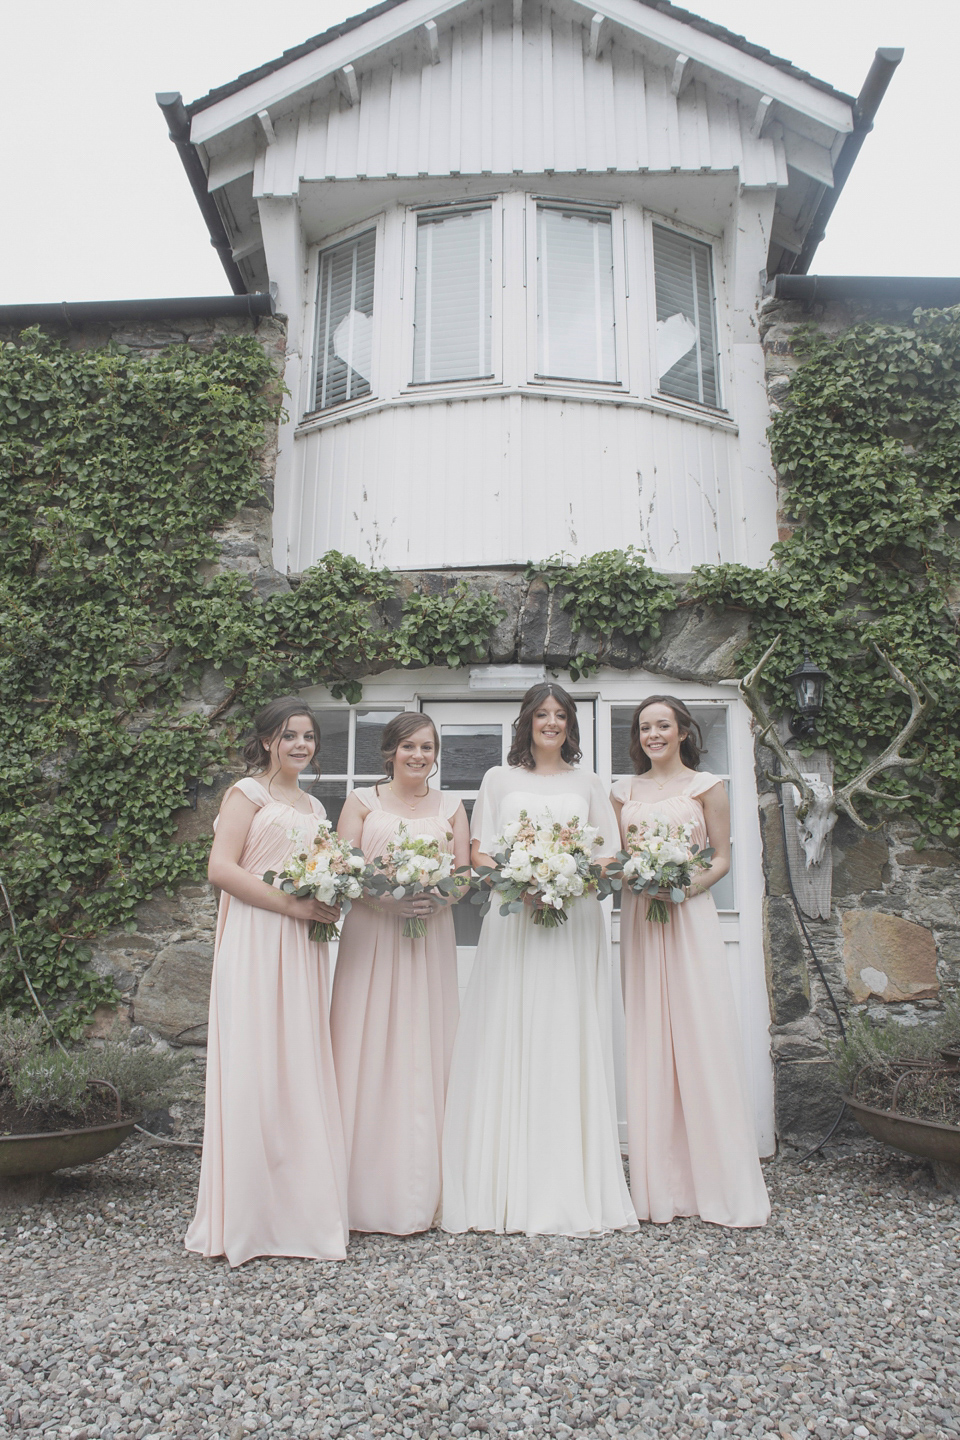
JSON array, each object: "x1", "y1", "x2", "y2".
[{"x1": 786, "y1": 653, "x2": 829, "y2": 738}]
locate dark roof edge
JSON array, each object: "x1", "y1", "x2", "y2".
[
  {"x1": 0, "y1": 294, "x2": 276, "y2": 328},
  {"x1": 771, "y1": 275, "x2": 960, "y2": 308},
  {"x1": 186, "y1": 0, "x2": 854, "y2": 118}
]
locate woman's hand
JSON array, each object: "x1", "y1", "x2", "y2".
[
  {"x1": 286, "y1": 895, "x2": 341, "y2": 925},
  {"x1": 374, "y1": 892, "x2": 443, "y2": 920}
]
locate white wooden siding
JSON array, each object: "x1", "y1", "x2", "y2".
[
  {"x1": 287, "y1": 393, "x2": 746, "y2": 572},
  {"x1": 250, "y1": 1, "x2": 793, "y2": 196}
]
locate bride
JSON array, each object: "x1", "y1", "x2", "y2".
[{"x1": 441, "y1": 682, "x2": 636, "y2": 1237}]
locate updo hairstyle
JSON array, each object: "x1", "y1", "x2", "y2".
[
  {"x1": 375, "y1": 712, "x2": 441, "y2": 790},
  {"x1": 629, "y1": 695, "x2": 702, "y2": 774},
  {"x1": 507, "y1": 682, "x2": 582, "y2": 770},
  {"x1": 242, "y1": 697, "x2": 321, "y2": 772}
]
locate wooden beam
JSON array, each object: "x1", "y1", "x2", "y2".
[
  {"x1": 336, "y1": 64, "x2": 360, "y2": 106},
  {"x1": 671, "y1": 54, "x2": 691, "y2": 97},
  {"x1": 750, "y1": 94, "x2": 773, "y2": 139},
  {"x1": 588, "y1": 13, "x2": 606, "y2": 59},
  {"x1": 419, "y1": 19, "x2": 440, "y2": 65},
  {"x1": 256, "y1": 109, "x2": 277, "y2": 146}
]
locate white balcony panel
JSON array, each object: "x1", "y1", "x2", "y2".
[
  {"x1": 286, "y1": 0, "x2": 793, "y2": 185},
  {"x1": 287, "y1": 394, "x2": 752, "y2": 573}
]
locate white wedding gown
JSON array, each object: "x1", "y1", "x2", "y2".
[{"x1": 441, "y1": 766, "x2": 637, "y2": 1236}]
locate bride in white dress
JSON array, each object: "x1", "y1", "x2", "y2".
[{"x1": 441, "y1": 683, "x2": 637, "y2": 1237}]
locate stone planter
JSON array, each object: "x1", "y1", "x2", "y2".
[{"x1": 0, "y1": 1116, "x2": 139, "y2": 1178}]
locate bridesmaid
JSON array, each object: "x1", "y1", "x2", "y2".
[
  {"x1": 330, "y1": 713, "x2": 469, "y2": 1234},
  {"x1": 612, "y1": 695, "x2": 770, "y2": 1228},
  {"x1": 185, "y1": 698, "x2": 349, "y2": 1266}
]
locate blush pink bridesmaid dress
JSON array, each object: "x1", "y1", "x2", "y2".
[
  {"x1": 330, "y1": 787, "x2": 461, "y2": 1234},
  {"x1": 185, "y1": 778, "x2": 349, "y2": 1266},
  {"x1": 613, "y1": 772, "x2": 770, "y2": 1229}
]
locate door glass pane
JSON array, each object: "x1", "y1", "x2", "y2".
[
  {"x1": 414, "y1": 208, "x2": 493, "y2": 383},
  {"x1": 439, "y1": 725, "x2": 502, "y2": 791},
  {"x1": 537, "y1": 206, "x2": 616, "y2": 382},
  {"x1": 688, "y1": 706, "x2": 729, "y2": 773},
  {"x1": 355, "y1": 709, "x2": 402, "y2": 775},
  {"x1": 611, "y1": 706, "x2": 634, "y2": 775},
  {"x1": 303, "y1": 779, "x2": 348, "y2": 829},
  {"x1": 317, "y1": 709, "x2": 349, "y2": 776}
]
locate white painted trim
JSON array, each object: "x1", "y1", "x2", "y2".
[
  {"x1": 294, "y1": 381, "x2": 741, "y2": 436},
  {"x1": 190, "y1": 0, "x2": 853, "y2": 147}
]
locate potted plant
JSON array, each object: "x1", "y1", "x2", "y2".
[
  {"x1": 1, "y1": 1012, "x2": 188, "y2": 1178},
  {"x1": 836, "y1": 994, "x2": 960, "y2": 1187}
]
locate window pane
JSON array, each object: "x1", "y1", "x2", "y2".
[
  {"x1": 316, "y1": 708, "x2": 349, "y2": 775},
  {"x1": 314, "y1": 229, "x2": 376, "y2": 411},
  {"x1": 653, "y1": 225, "x2": 718, "y2": 408},
  {"x1": 611, "y1": 706, "x2": 634, "y2": 776},
  {"x1": 354, "y1": 709, "x2": 402, "y2": 776},
  {"x1": 414, "y1": 208, "x2": 492, "y2": 383},
  {"x1": 438, "y1": 724, "x2": 502, "y2": 791},
  {"x1": 688, "y1": 706, "x2": 729, "y2": 773},
  {"x1": 303, "y1": 779, "x2": 347, "y2": 829},
  {"x1": 537, "y1": 207, "x2": 616, "y2": 382}
]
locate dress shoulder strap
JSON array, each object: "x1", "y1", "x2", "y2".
[
  {"x1": 232, "y1": 777, "x2": 270, "y2": 806},
  {"x1": 687, "y1": 771, "x2": 723, "y2": 799},
  {"x1": 439, "y1": 789, "x2": 461, "y2": 821},
  {"x1": 352, "y1": 785, "x2": 379, "y2": 812}
]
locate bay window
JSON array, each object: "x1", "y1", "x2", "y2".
[
  {"x1": 536, "y1": 204, "x2": 617, "y2": 383},
  {"x1": 652, "y1": 224, "x2": 720, "y2": 409},
  {"x1": 313, "y1": 227, "x2": 376, "y2": 412}
]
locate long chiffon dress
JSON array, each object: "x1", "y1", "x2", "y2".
[
  {"x1": 614, "y1": 771, "x2": 770, "y2": 1228},
  {"x1": 441, "y1": 766, "x2": 637, "y2": 1237},
  {"x1": 185, "y1": 778, "x2": 349, "y2": 1266},
  {"x1": 330, "y1": 787, "x2": 461, "y2": 1234}
]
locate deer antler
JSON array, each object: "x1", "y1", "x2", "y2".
[
  {"x1": 833, "y1": 644, "x2": 936, "y2": 830},
  {"x1": 738, "y1": 635, "x2": 819, "y2": 818}
]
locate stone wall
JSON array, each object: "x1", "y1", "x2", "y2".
[
  {"x1": 16, "y1": 296, "x2": 956, "y2": 1151},
  {"x1": 759, "y1": 293, "x2": 960, "y2": 1145}
]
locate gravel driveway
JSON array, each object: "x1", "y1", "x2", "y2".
[{"x1": 1, "y1": 1139, "x2": 957, "y2": 1440}]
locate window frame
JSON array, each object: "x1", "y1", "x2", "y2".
[
  {"x1": 643, "y1": 212, "x2": 726, "y2": 415},
  {"x1": 305, "y1": 214, "x2": 385, "y2": 421},
  {"x1": 526, "y1": 197, "x2": 629, "y2": 393},
  {"x1": 402, "y1": 196, "x2": 503, "y2": 392}
]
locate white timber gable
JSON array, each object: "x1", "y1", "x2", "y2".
[{"x1": 187, "y1": 0, "x2": 856, "y2": 575}]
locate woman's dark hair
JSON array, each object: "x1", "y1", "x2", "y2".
[
  {"x1": 242, "y1": 697, "x2": 321, "y2": 773},
  {"x1": 375, "y1": 712, "x2": 441, "y2": 790},
  {"x1": 629, "y1": 695, "x2": 702, "y2": 774},
  {"x1": 507, "y1": 682, "x2": 582, "y2": 770}
]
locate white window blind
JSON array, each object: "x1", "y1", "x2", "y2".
[
  {"x1": 313, "y1": 229, "x2": 376, "y2": 412},
  {"x1": 653, "y1": 225, "x2": 720, "y2": 408},
  {"x1": 537, "y1": 206, "x2": 616, "y2": 382},
  {"x1": 413, "y1": 207, "x2": 493, "y2": 383}
]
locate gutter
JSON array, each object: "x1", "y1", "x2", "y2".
[
  {"x1": 786, "y1": 47, "x2": 904, "y2": 276},
  {"x1": 0, "y1": 293, "x2": 276, "y2": 328},
  {"x1": 156, "y1": 92, "x2": 249, "y2": 296},
  {"x1": 771, "y1": 275, "x2": 960, "y2": 308}
]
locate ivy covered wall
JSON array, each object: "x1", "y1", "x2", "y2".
[{"x1": 1, "y1": 299, "x2": 957, "y2": 1146}]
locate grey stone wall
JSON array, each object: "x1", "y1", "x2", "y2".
[
  {"x1": 22, "y1": 296, "x2": 956, "y2": 1152},
  {"x1": 759, "y1": 294, "x2": 960, "y2": 1145}
]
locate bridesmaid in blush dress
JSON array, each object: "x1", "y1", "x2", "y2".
[
  {"x1": 185, "y1": 697, "x2": 349, "y2": 1266},
  {"x1": 330, "y1": 713, "x2": 469, "y2": 1234},
  {"x1": 612, "y1": 695, "x2": 769, "y2": 1229}
]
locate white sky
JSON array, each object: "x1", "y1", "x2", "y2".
[{"x1": 1, "y1": 0, "x2": 956, "y2": 303}]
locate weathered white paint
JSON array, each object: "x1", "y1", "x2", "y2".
[{"x1": 286, "y1": 391, "x2": 751, "y2": 572}]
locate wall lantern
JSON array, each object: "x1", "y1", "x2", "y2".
[{"x1": 786, "y1": 654, "x2": 829, "y2": 738}]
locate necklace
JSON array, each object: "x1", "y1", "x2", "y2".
[{"x1": 390, "y1": 782, "x2": 430, "y2": 809}]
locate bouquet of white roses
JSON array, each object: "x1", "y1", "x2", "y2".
[
  {"x1": 609, "y1": 818, "x2": 714, "y2": 924},
  {"x1": 263, "y1": 821, "x2": 367, "y2": 942},
  {"x1": 473, "y1": 810, "x2": 606, "y2": 929},
  {"x1": 366, "y1": 825, "x2": 466, "y2": 938}
]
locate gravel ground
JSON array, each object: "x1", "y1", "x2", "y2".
[{"x1": 1, "y1": 1139, "x2": 957, "y2": 1440}]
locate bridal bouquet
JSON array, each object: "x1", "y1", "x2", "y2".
[
  {"x1": 263, "y1": 821, "x2": 367, "y2": 942},
  {"x1": 474, "y1": 810, "x2": 606, "y2": 929},
  {"x1": 366, "y1": 825, "x2": 466, "y2": 938},
  {"x1": 611, "y1": 818, "x2": 714, "y2": 924}
]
